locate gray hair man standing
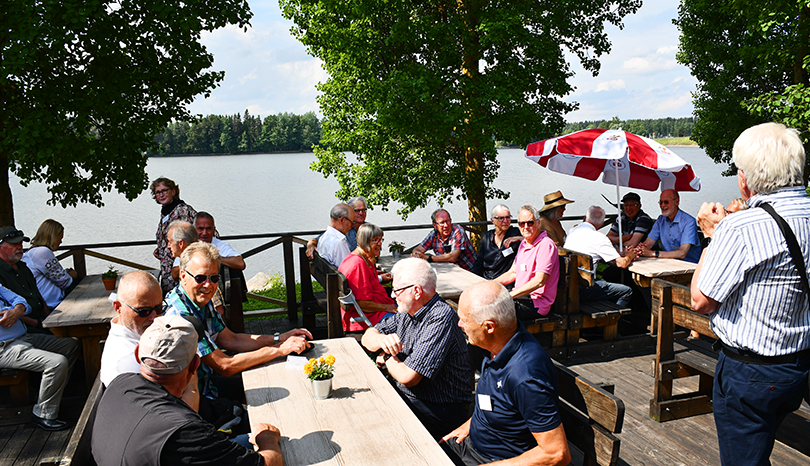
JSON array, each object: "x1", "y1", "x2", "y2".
[{"x1": 691, "y1": 122, "x2": 810, "y2": 466}]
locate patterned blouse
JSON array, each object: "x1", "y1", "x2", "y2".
[{"x1": 155, "y1": 201, "x2": 197, "y2": 295}]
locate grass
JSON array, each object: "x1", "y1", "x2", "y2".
[
  {"x1": 654, "y1": 137, "x2": 697, "y2": 146},
  {"x1": 243, "y1": 272, "x2": 323, "y2": 317}
]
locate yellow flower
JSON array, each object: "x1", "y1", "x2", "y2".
[
  {"x1": 318, "y1": 357, "x2": 325, "y2": 365},
  {"x1": 308, "y1": 358, "x2": 317, "y2": 365},
  {"x1": 304, "y1": 364, "x2": 312, "y2": 375},
  {"x1": 325, "y1": 355, "x2": 335, "y2": 366}
]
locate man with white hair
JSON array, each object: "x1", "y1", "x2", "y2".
[
  {"x1": 564, "y1": 206, "x2": 636, "y2": 307},
  {"x1": 691, "y1": 122, "x2": 810, "y2": 466},
  {"x1": 441, "y1": 281, "x2": 570, "y2": 466},
  {"x1": 361, "y1": 257, "x2": 472, "y2": 439},
  {"x1": 317, "y1": 203, "x2": 356, "y2": 267},
  {"x1": 92, "y1": 315, "x2": 283, "y2": 465},
  {"x1": 306, "y1": 196, "x2": 369, "y2": 258}
]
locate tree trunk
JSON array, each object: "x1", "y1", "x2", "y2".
[{"x1": 0, "y1": 151, "x2": 14, "y2": 227}]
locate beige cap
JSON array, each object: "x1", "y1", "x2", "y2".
[{"x1": 139, "y1": 315, "x2": 198, "y2": 374}]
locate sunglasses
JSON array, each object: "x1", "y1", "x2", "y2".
[
  {"x1": 121, "y1": 300, "x2": 165, "y2": 318},
  {"x1": 493, "y1": 216, "x2": 511, "y2": 222},
  {"x1": 518, "y1": 220, "x2": 535, "y2": 228},
  {"x1": 658, "y1": 199, "x2": 677, "y2": 205},
  {"x1": 2, "y1": 229, "x2": 24, "y2": 240},
  {"x1": 184, "y1": 269, "x2": 221, "y2": 284},
  {"x1": 354, "y1": 208, "x2": 367, "y2": 213}
]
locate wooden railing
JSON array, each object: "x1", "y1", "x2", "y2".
[{"x1": 52, "y1": 213, "x2": 614, "y2": 323}]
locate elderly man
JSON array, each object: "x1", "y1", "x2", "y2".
[
  {"x1": 0, "y1": 282, "x2": 78, "y2": 431},
  {"x1": 496, "y1": 205, "x2": 559, "y2": 320},
  {"x1": 691, "y1": 123, "x2": 810, "y2": 466},
  {"x1": 317, "y1": 203, "x2": 356, "y2": 267},
  {"x1": 164, "y1": 242, "x2": 311, "y2": 415},
  {"x1": 564, "y1": 206, "x2": 635, "y2": 307},
  {"x1": 441, "y1": 281, "x2": 570, "y2": 466},
  {"x1": 194, "y1": 212, "x2": 246, "y2": 271},
  {"x1": 306, "y1": 196, "x2": 368, "y2": 258},
  {"x1": 470, "y1": 204, "x2": 522, "y2": 280},
  {"x1": 607, "y1": 192, "x2": 653, "y2": 249},
  {"x1": 411, "y1": 209, "x2": 476, "y2": 271},
  {"x1": 636, "y1": 189, "x2": 701, "y2": 263},
  {"x1": 168, "y1": 220, "x2": 199, "y2": 282},
  {"x1": 0, "y1": 226, "x2": 50, "y2": 332},
  {"x1": 537, "y1": 191, "x2": 574, "y2": 247},
  {"x1": 99, "y1": 271, "x2": 164, "y2": 387},
  {"x1": 361, "y1": 258, "x2": 472, "y2": 439},
  {"x1": 92, "y1": 315, "x2": 283, "y2": 466}
]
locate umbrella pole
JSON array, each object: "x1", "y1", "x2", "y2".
[{"x1": 616, "y1": 162, "x2": 623, "y2": 251}]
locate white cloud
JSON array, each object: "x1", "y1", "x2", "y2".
[
  {"x1": 239, "y1": 69, "x2": 258, "y2": 85},
  {"x1": 622, "y1": 51, "x2": 678, "y2": 74},
  {"x1": 595, "y1": 80, "x2": 626, "y2": 92},
  {"x1": 655, "y1": 93, "x2": 693, "y2": 113}
]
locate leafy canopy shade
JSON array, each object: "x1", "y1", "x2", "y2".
[
  {"x1": 0, "y1": 0, "x2": 253, "y2": 225},
  {"x1": 281, "y1": 0, "x2": 641, "y2": 222}
]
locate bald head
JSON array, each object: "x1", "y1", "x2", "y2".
[
  {"x1": 459, "y1": 281, "x2": 516, "y2": 330},
  {"x1": 114, "y1": 271, "x2": 162, "y2": 335}
]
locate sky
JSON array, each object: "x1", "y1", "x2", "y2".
[{"x1": 187, "y1": 0, "x2": 697, "y2": 124}]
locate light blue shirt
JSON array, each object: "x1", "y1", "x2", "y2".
[
  {"x1": 648, "y1": 208, "x2": 701, "y2": 263},
  {"x1": 0, "y1": 285, "x2": 32, "y2": 343},
  {"x1": 697, "y1": 187, "x2": 810, "y2": 356}
]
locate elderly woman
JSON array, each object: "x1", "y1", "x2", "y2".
[
  {"x1": 150, "y1": 177, "x2": 197, "y2": 295},
  {"x1": 22, "y1": 219, "x2": 78, "y2": 310},
  {"x1": 537, "y1": 190, "x2": 574, "y2": 247},
  {"x1": 338, "y1": 223, "x2": 396, "y2": 332},
  {"x1": 470, "y1": 204, "x2": 522, "y2": 280},
  {"x1": 496, "y1": 205, "x2": 560, "y2": 320}
]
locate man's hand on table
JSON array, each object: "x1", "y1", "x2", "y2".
[
  {"x1": 697, "y1": 201, "x2": 727, "y2": 239},
  {"x1": 252, "y1": 423, "x2": 283, "y2": 466},
  {"x1": 0, "y1": 304, "x2": 24, "y2": 328},
  {"x1": 278, "y1": 335, "x2": 309, "y2": 355},
  {"x1": 281, "y1": 328, "x2": 313, "y2": 342},
  {"x1": 378, "y1": 333, "x2": 403, "y2": 356}
]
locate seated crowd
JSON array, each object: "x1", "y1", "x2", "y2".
[{"x1": 2, "y1": 175, "x2": 712, "y2": 465}]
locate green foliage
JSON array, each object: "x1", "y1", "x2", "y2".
[
  {"x1": 0, "y1": 0, "x2": 253, "y2": 224},
  {"x1": 653, "y1": 137, "x2": 696, "y2": 146},
  {"x1": 243, "y1": 273, "x2": 323, "y2": 314},
  {"x1": 674, "y1": 0, "x2": 810, "y2": 179},
  {"x1": 564, "y1": 117, "x2": 696, "y2": 138},
  {"x1": 280, "y1": 0, "x2": 641, "y2": 221}
]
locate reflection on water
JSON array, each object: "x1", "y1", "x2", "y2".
[{"x1": 11, "y1": 147, "x2": 738, "y2": 278}]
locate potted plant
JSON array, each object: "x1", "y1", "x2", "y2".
[
  {"x1": 304, "y1": 355, "x2": 336, "y2": 400},
  {"x1": 388, "y1": 241, "x2": 405, "y2": 259},
  {"x1": 101, "y1": 266, "x2": 120, "y2": 291}
]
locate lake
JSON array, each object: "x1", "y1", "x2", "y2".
[{"x1": 10, "y1": 147, "x2": 740, "y2": 279}]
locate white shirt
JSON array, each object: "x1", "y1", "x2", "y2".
[
  {"x1": 99, "y1": 321, "x2": 142, "y2": 387},
  {"x1": 319, "y1": 226, "x2": 351, "y2": 267},
  {"x1": 563, "y1": 223, "x2": 620, "y2": 273}
]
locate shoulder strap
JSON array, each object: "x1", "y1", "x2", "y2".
[{"x1": 760, "y1": 203, "x2": 810, "y2": 294}]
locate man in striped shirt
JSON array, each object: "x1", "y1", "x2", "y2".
[{"x1": 691, "y1": 122, "x2": 810, "y2": 466}]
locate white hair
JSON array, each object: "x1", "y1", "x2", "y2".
[
  {"x1": 585, "y1": 206, "x2": 605, "y2": 226},
  {"x1": 733, "y1": 122, "x2": 805, "y2": 194},
  {"x1": 391, "y1": 258, "x2": 437, "y2": 294}
]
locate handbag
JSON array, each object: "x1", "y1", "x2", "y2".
[{"x1": 760, "y1": 203, "x2": 810, "y2": 403}]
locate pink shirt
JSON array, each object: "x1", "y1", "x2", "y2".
[
  {"x1": 514, "y1": 231, "x2": 559, "y2": 316},
  {"x1": 338, "y1": 254, "x2": 393, "y2": 331}
]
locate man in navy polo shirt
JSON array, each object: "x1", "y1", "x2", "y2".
[{"x1": 441, "y1": 281, "x2": 570, "y2": 466}]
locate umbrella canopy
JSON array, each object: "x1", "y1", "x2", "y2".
[{"x1": 525, "y1": 128, "x2": 701, "y2": 192}]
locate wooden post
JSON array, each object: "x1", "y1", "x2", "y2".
[
  {"x1": 651, "y1": 284, "x2": 674, "y2": 420},
  {"x1": 326, "y1": 274, "x2": 344, "y2": 338},
  {"x1": 299, "y1": 246, "x2": 316, "y2": 331},
  {"x1": 283, "y1": 235, "x2": 297, "y2": 322},
  {"x1": 72, "y1": 249, "x2": 87, "y2": 278}
]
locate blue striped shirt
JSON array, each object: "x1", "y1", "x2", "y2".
[{"x1": 697, "y1": 187, "x2": 810, "y2": 356}]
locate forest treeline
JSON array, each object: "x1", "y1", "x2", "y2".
[
  {"x1": 150, "y1": 110, "x2": 322, "y2": 156},
  {"x1": 150, "y1": 113, "x2": 694, "y2": 156},
  {"x1": 563, "y1": 117, "x2": 695, "y2": 138}
]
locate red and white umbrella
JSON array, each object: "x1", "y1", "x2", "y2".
[{"x1": 525, "y1": 128, "x2": 701, "y2": 248}]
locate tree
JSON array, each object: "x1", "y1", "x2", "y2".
[
  {"x1": 675, "y1": 0, "x2": 810, "y2": 179},
  {"x1": 281, "y1": 0, "x2": 641, "y2": 222},
  {"x1": 0, "y1": 0, "x2": 252, "y2": 225}
]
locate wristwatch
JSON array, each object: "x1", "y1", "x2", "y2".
[
  {"x1": 655, "y1": 250, "x2": 659, "y2": 258},
  {"x1": 273, "y1": 332, "x2": 280, "y2": 344},
  {"x1": 426, "y1": 256, "x2": 433, "y2": 263}
]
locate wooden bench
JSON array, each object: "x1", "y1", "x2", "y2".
[
  {"x1": 41, "y1": 374, "x2": 104, "y2": 466},
  {"x1": 0, "y1": 369, "x2": 29, "y2": 405},
  {"x1": 649, "y1": 279, "x2": 718, "y2": 422},
  {"x1": 555, "y1": 362, "x2": 624, "y2": 466},
  {"x1": 519, "y1": 255, "x2": 568, "y2": 358}
]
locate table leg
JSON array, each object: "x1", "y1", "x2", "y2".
[{"x1": 81, "y1": 336, "x2": 102, "y2": 390}]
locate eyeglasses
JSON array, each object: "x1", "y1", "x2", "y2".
[
  {"x1": 658, "y1": 199, "x2": 677, "y2": 205},
  {"x1": 518, "y1": 220, "x2": 535, "y2": 228},
  {"x1": 372, "y1": 237, "x2": 384, "y2": 244},
  {"x1": 154, "y1": 188, "x2": 172, "y2": 196},
  {"x1": 392, "y1": 284, "x2": 415, "y2": 297},
  {"x1": 493, "y1": 216, "x2": 511, "y2": 222},
  {"x1": 121, "y1": 300, "x2": 165, "y2": 318},
  {"x1": 183, "y1": 269, "x2": 221, "y2": 284},
  {"x1": 623, "y1": 203, "x2": 640, "y2": 208},
  {"x1": 354, "y1": 208, "x2": 367, "y2": 214}
]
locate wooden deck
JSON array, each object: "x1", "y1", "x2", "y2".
[{"x1": 2, "y1": 318, "x2": 808, "y2": 465}]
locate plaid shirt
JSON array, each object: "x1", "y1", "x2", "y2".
[
  {"x1": 420, "y1": 224, "x2": 477, "y2": 271},
  {"x1": 164, "y1": 284, "x2": 226, "y2": 399}
]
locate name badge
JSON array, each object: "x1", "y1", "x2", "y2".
[
  {"x1": 502, "y1": 248, "x2": 514, "y2": 258},
  {"x1": 521, "y1": 263, "x2": 529, "y2": 272},
  {"x1": 478, "y1": 394, "x2": 493, "y2": 411}
]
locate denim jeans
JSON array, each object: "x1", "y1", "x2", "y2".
[{"x1": 579, "y1": 280, "x2": 633, "y2": 307}]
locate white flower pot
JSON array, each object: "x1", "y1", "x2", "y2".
[{"x1": 311, "y1": 377, "x2": 333, "y2": 400}]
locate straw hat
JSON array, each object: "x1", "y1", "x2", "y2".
[{"x1": 539, "y1": 191, "x2": 574, "y2": 213}]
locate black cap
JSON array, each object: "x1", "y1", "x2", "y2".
[
  {"x1": 621, "y1": 192, "x2": 641, "y2": 204},
  {"x1": 0, "y1": 226, "x2": 29, "y2": 244}
]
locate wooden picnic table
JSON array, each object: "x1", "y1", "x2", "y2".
[
  {"x1": 43, "y1": 274, "x2": 119, "y2": 389},
  {"x1": 242, "y1": 337, "x2": 455, "y2": 466},
  {"x1": 627, "y1": 257, "x2": 697, "y2": 288},
  {"x1": 377, "y1": 256, "x2": 484, "y2": 301}
]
